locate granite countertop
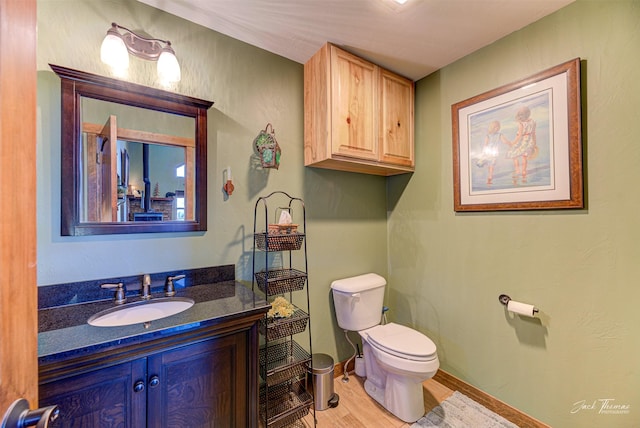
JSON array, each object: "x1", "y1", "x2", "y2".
[{"x1": 38, "y1": 281, "x2": 269, "y2": 360}]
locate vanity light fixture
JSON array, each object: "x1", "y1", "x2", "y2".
[{"x1": 100, "y1": 22, "x2": 181, "y2": 84}]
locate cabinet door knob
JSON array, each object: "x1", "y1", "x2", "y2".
[
  {"x1": 148, "y1": 375, "x2": 160, "y2": 388},
  {"x1": 133, "y1": 380, "x2": 145, "y2": 393},
  {"x1": 346, "y1": 117, "x2": 351, "y2": 124}
]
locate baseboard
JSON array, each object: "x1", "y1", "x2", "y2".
[
  {"x1": 333, "y1": 356, "x2": 354, "y2": 379},
  {"x1": 333, "y1": 359, "x2": 345, "y2": 379},
  {"x1": 335, "y1": 359, "x2": 549, "y2": 428}
]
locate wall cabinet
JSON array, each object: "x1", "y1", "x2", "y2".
[
  {"x1": 39, "y1": 317, "x2": 261, "y2": 427},
  {"x1": 304, "y1": 42, "x2": 414, "y2": 176}
]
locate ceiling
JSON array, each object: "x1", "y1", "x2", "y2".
[{"x1": 138, "y1": 0, "x2": 574, "y2": 81}]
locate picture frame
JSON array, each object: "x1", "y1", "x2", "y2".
[{"x1": 452, "y1": 58, "x2": 583, "y2": 212}]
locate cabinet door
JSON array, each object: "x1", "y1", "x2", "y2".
[
  {"x1": 146, "y1": 332, "x2": 250, "y2": 428},
  {"x1": 39, "y1": 359, "x2": 146, "y2": 428},
  {"x1": 379, "y1": 69, "x2": 414, "y2": 167},
  {"x1": 330, "y1": 46, "x2": 377, "y2": 160}
]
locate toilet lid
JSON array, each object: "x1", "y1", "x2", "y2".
[{"x1": 366, "y1": 323, "x2": 437, "y2": 361}]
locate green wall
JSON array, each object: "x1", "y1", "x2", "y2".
[
  {"x1": 37, "y1": 0, "x2": 640, "y2": 426},
  {"x1": 389, "y1": 1, "x2": 640, "y2": 426},
  {"x1": 36, "y1": 0, "x2": 387, "y2": 368}
]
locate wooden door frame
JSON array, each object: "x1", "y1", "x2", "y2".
[{"x1": 0, "y1": 0, "x2": 38, "y2": 414}]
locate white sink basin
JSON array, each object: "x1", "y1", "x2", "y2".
[{"x1": 88, "y1": 297, "x2": 195, "y2": 327}]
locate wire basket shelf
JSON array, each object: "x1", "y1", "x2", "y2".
[
  {"x1": 255, "y1": 269, "x2": 307, "y2": 295},
  {"x1": 255, "y1": 232, "x2": 305, "y2": 252},
  {"x1": 259, "y1": 340, "x2": 311, "y2": 385},
  {"x1": 259, "y1": 380, "x2": 313, "y2": 428},
  {"x1": 261, "y1": 307, "x2": 309, "y2": 341}
]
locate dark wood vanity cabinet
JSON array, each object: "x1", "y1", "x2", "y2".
[
  {"x1": 39, "y1": 358, "x2": 147, "y2": 427},
  {"x1": 39, "y1": 315, "x2": 262, "y2": 427},
  {"x1": 146, "y1": 333, "x2": 249, "y2": 427}
]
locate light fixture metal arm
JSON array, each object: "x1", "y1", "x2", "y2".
[{"x1": 109, "y1": 22, "x2": 174, "y2": 61}]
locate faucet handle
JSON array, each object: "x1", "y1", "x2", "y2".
[
  {"x1": 101, "y1": 282, "x2": 126, "y2": 304},
  {"x1": 141, "y1": 274, "x2": 152, "y2": 300},
  {"x1": 165, "y1": 275, "x2": 185, "y2": 297}
]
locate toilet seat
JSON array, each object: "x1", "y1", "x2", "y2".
[{"x1": 364, "y1": 323, "x2": 437, "y2": 362}]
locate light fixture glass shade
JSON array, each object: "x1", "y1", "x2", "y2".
[
  {"x1": 100, "y1": 32, "x2": 129, "y2": 71},
  {"x1": 157, "y1": 47, "x2": 181, "y2": 83}
]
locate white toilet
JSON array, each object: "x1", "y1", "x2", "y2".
[{"x1": 331, "y1": 273, "x2": 439, "y2": 423}]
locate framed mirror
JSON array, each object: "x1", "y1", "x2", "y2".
[{"x1": 52, "y1": 64, "x2": 213, "y2": 235}]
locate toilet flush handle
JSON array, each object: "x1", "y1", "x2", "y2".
[{"x1": 351, "y1": 293, "x2": 360, "y2": 298}]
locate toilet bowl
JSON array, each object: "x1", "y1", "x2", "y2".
[
  {"x1": 359, "y1": 323, "x2": 439, "y2": 422},
  {"x1": 331, "y1": 273, "x2": 440, "y2": 423}
]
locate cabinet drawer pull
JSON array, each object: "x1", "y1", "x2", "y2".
[
  {"x1": 148, "y1": 375, "x2": 160, "y2": 388},
  {"x1": 133, "y1": 380, "x2": 145, "y2": 393}
]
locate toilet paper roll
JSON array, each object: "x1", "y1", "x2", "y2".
[{"x1": 507, "y1": 300, "x2": 537, "y2": 317}]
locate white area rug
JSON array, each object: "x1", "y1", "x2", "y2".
[{"x1": 411, "y1": 391, "x2": 520, "y2": 428}]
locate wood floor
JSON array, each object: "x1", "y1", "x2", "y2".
[
  {"x1": 301, "y1": 374, "x2": 453, "y2": 427},
  {"x1": 299, "y1": 369, "x2": 550, "y2": 428}
]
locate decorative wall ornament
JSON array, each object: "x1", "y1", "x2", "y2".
[
  {"x1": 253, "y1": 123, "x2": 281, "y2": 169},
  {"x1": 452, "y1": 58, "x2": 583, "y2": 211}
]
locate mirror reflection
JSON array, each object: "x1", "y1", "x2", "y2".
[{"x1": 80, "y1": 98, "x2": 195, "y2": 223}]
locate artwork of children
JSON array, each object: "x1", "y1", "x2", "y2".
[
  {"x1": 453, "y1": 58, "x2": 582, "y2": 211},
  {"x1": 468, "y1": 91, "x2": 551, "y2": 193},
  {"x1": 475, "y1": 120, "x2": 510, "y2": 185}
]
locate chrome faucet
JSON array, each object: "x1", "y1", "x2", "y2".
[
  {"x1": 165, "y1": 274, "x2": 185, "y2": 297},
  {"x1": 101, "y1": 282, "x2": 126, "y2": 304},
  {"x1": 141, "y1": 274, "x2": 152, "y2": 300}
]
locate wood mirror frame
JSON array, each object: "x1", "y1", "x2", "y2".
[{"x1": 52, "y1": 64, "x2": 213, "y2": 236}]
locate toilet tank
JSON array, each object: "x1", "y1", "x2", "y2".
[{"x1": 331, "y1": 273, "x2": 386, "y2": 331}]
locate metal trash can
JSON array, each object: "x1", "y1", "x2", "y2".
[{"x1": 308, "y1": 353, "x2": 339, "y2": 411}]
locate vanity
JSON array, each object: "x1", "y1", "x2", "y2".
[{"x1": 37, "y1": 265, "x2": 269, "y2": 427}]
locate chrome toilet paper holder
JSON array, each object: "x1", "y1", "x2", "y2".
[{"x1": 498, "y1": 294, "x2": 539, "y2": 314}]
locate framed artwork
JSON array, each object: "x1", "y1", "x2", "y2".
[{"x1": 452, "y1": 58, "x2": 583, "y2": 211}]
